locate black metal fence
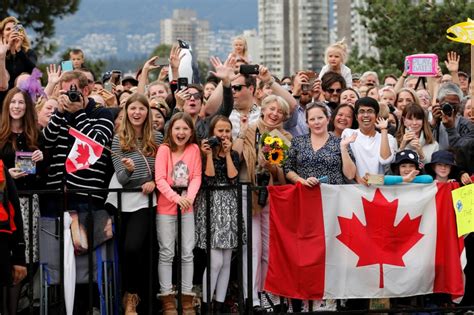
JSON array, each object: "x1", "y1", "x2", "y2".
[{"x1": 6, "y1": 184, "x2": 473, "y2": 314}]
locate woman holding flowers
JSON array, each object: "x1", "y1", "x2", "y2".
[
  {"x1": 233, "y1": 94, "x2": 292, "y2": 312},
  {"x1": 285, "y1": 102, "x2": 357, "y2": 186}
]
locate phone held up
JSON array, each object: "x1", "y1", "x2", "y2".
[
  {"x1": 177, "y1": 77, "x2": 188, "y2": 91},
  {"x1": 239, "y1": 64, "x2": 260, "y2": 75}
]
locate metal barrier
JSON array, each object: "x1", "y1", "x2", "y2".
[{"x1": 9, "y1": 185, "x2": 474, "y2": 314}]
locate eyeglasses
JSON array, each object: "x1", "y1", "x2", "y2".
[
  {"x1": 231, "y1": 84, "x2": 246, "y2": 92},
  {"x1": 189, "y1": 92, "x2": 201, "y2": 99},
  {"x1": 326, "y1": 88, "x2": 342, "y2": 94},
  {"x1": 357, "y1": 109, "x2": 376, "y2": 115}
]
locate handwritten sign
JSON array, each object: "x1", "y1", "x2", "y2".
[{"x1": 451, "y1": 184, "x2": 474, "y2": 237}]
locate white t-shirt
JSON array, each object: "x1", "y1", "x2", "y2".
[{"x1": 341, "y1": 128, "x2": 398, "y2": 177}]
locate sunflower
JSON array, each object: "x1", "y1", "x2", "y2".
[
  {"x1": 268, "y1": 148, "x2": 284, "y2": 165},
  {"x1": 264, "y1": 136, "x2": 275, "y2": 145},
  {"x1": 274, "y1": 137, "x2": 284, "y2": 147}
]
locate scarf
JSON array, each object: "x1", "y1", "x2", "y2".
[{"x1": 242, "y1": 118, "x2": 292, "y2": 214}]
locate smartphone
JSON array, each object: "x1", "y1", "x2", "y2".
[
  {"x1": 61, "y1": 60, "x2": 74, "y2": 72},
  {"x1": 153, "y1": 57, "x2": 169, "y2": 67},
  {"x1": 104, "y1": 82, "x2": 113, "y2": 92},
  {"x1": 110, "y1": 70, "x2": 122, "y2": 85},
  {"x1": 318, "y1": 176, "x2": 329, "y2": 184},
  {"x1": 240, "y1": 64, "x2": 260, "y2": 75},
  {"x1": 177, "y1": 77, "x2": 188, "y2": 90}
]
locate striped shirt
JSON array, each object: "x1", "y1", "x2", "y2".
[
  {"x1": 111, "y1": 131, "x2": 163, "y2": 188},
  {"x1": 42, "y1": 99, "x2": 114, "y2": 206}
]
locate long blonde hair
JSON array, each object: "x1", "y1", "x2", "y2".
[
  {"x1": 119, "y1": 93, "x2": 158, "y2": 157},
  {"x1": 0, "y1": 16, "x2": 31, "y2": 51}
]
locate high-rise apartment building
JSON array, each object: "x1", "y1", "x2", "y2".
[
  {"x1": 160, "y1": 9, "x2": 210, "y2": 62},
  {"x1": 258, "y1": 0, "x2": 329, "y2": 77},
  {"x1": 329, "y1": 0, "x2": 378, "y2": 59}
]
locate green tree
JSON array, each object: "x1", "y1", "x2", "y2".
[
  {"x1": 150, "y1": 44, "x2": 172, "y2": 59},
  {"x1": 1, "y1": 0, "x2": 80, "y2": 56},
  {"x1": 353, "y1": 0, "x2": 474, "y2": 75}
]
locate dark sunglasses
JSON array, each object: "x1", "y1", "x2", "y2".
[
  {"x1": 188, "y1": 92, "x2": 201, "y2": 99},
  {"x1": 326, "y1": 88, "x2": 342, "y2": 94},
  {"x1": 231, "y1": 84, "x2": 247, "y2": 92}
]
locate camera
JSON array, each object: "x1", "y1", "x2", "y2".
[
  {"x1": 66, "y1": 84, "x2": 82, "y2": 103},
  {"x1": 441, "y1": 103, "x2": 454, "y2": 117},
  {"x1": 256, "y1": 171, "x2": 271, "y2": 206},
  {"x1": 13, "y1": 24, "x2": 24, "y2": 33},
  {"x1": 239, "y1": 64, "x2": 260, "y2": 75},
  {"x1": 207, "y1": 136, "x2": 221, "y2": 148}
]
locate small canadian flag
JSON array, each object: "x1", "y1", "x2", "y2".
[{"x1": 66, "y1": 128, "x2": 104, "y2": 173}]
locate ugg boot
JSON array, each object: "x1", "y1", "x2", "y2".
[
  {"x1": 123, "y1": 292, "x2": 140, "y2": 315},
  {"x1": 159, "y1": 293, "x2": 178, "y2": 315},
  {"x1": 181, "y1": 293, "x2": 196, "y2": 315}
]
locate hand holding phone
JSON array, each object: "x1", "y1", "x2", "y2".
[
  {"x1": 240, "y1": 64, "x2": 259, "y2": 75},
  {"x1": 177, "y1": 77, "x2": 188, "y2": 90},
  {"x1": 61, "y1": 60, "x2": 73, "y2": 72}
]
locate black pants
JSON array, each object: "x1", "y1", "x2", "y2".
[{"x1": 121, "y1": 208, "x2": 152, "y2": 294}]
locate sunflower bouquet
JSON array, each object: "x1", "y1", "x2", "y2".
[{"x1": 260, "y1": 132, "x2": 289, "y2": 166}]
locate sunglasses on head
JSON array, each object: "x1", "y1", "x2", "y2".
[{"x1": 231, "y1": 84, "x2": 246, "y2": 92}]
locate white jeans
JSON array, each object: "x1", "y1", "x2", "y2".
[
  {"x1": 242, "y1": 186, "x2": 270, "y2": 307},
  {"x1": 157, "y1": 212, "x2": 195, "y2": 293}
]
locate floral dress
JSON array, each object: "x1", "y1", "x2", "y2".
[
  {"x1": 284, "y1": 133, "x2": 354, "y2": 185},
  {"x1": 195, "y1": 151, "x2": 246, "y2": 249}
]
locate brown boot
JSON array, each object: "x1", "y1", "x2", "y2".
[
  {"x1": 159, "y1": 293, "x2": 178, "y2": 315},
  {"x1": 181, "y1": 293, "x2": 196, "y2": 315},
  {"x1": 123, "y1": 292, "x2": 140, "y2": 315}
]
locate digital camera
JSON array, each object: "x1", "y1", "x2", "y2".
[
  {"x1": 207, "y1": 136, "x2": 221, "y2": 148},
  {"x1": 66, "y1": 84, "x2": 82, "y2": 102},
  {"x1": 441, "y1": 103, "x2": 454, "y2": 117}
]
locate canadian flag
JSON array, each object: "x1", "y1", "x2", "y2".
[
  {"x1": 66, "y1": 128, "x2": 104, "y2": 173},
  {"x1": 266, "y1": 183, "x2": 466, "y2": 300}
]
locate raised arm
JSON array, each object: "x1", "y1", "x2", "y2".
[
  {"x1": 137, "y1": 56, "x2": 160, "y2": 94},
  {"x1": 205, "y1": 55, "x2": 236, "y2": 116},
  {"x1": 444, "y1": 51, "x2": 460, "y2": 87},
  {"x1": 44, "y1": 64, "x2": 62, "y2": 97},
  {"x1": 0, "y1": 41, "x2": 10, "y2": 91},
  {"x1": 259, "y1": 66, "x2": 297, "y2": 113}
]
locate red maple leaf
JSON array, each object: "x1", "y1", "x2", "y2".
[
  {"x1": 75, "y1": 142, "x2": 90, "y2": 166},
  {"x1": 336, "y1": 188, "x2": 423, "y2": 288}
]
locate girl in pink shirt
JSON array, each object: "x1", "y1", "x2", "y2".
[{"x1": 155, "y1": 112, "x2": 202, "y2": 314}]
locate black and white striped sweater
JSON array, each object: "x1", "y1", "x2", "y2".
[{"x1": 42, "y1": 99, "x2": 114, "y2": 207}]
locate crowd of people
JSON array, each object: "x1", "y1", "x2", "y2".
[{"x1": 0, "y1": 15, "x2": 473, "y2": 315}]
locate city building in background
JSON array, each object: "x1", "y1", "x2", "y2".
[
  {"x1": 160, "y1": 9, "x2": 210, "y2": 62},
  {"x1": 258, "y1": 0, "x2": 378, "y2": 78},
  {"x1": 259, "y1": 0, "x2": 329, "y2": 78}
]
